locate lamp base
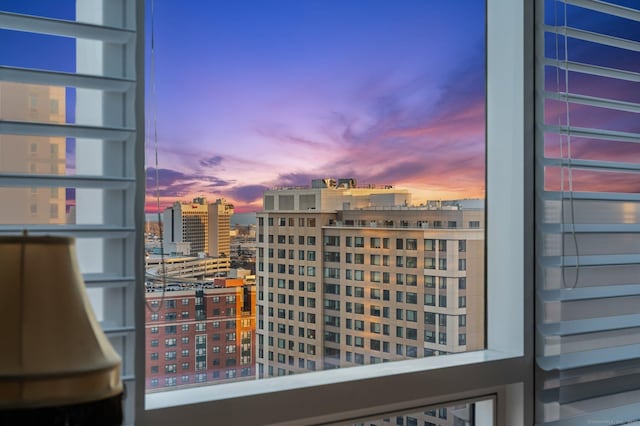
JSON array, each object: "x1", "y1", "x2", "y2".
[{"x1": 0, "y1": 393, "x2": 123, "y2": 426}]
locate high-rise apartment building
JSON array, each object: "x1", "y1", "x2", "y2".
[
  {"x1": 255, "y1": 179, "x2": 484, "y2": 378},
  {"x1": 145, "y1": 278, "x2": 256, "y2": 390},
  {"x1": 208, "y1": 198, "x2": 234, "y2": 258},
  {"x1": 0, "y1": 82, "x2": 66, "y2": 224}
]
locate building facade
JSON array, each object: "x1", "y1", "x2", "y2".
[
  {"x1": 255, "y1": 180, "x2": 484, "y2": 378},
  {"x1": 163, "y1": 197, "x2": 210, "y2": 255},
  {"x1": 0, "y1": 82, "x2": 66, "y2": 224},
  {"x1": 145, "y1": 279, "x2": 256, "y2": 391},
  {"x1": 208, "y1": 198, "x2": 234, "y2": 258},
  {"x1": 163, "y1": 197, "x2": 234, "y2": 257}
]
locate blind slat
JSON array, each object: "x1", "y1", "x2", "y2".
[
  {"x1": 539, "y1": 191, "x2": 640, "y2": 201},
  {"x1": 0, "y1": 65, "x2": 135, "y2": 92},
  {"x1": 539, "y1": 254, "x2": 640, "y2": 267},
  {"x1": 544, "y1": 25, "x2": 640, "y2": 52},
  {"x1": 567, "y1": 0, "x2": 640, "y2": 21},
  {"x1": 538, "y1": 223, "x2": 640, "y2": 233},
  {"x1": 538, "y1": 284, "x2": 640, "y2": 302},
  {"x1": 540, "y1": 124, "x2": 640, "y2": 143},
  {"x1": 537, "y1": 313, "x2": 640, "y2": 336},
  {"x1": 0, "y1": 173, "x2": 135, "y2": 189},
  {"x1": 537, "y1": 343, "x2": 640, "y2": 371},
  {"x1": 83, "y1": 274, "x2": 136, "y2": 289},
  {"x1": 539, "y1": 157, "x2": 640, "y2": 173},
  {"x1": 0, "y1": 11, "x2": 133, "y2": 43},
  {"x1": 0, "y1": 225, "x2": 135, "y2": 237},
  {"x1": 542, "y1": 91, "x2": 640, "y2": 114},
  {"x1": 543, "y1": 58, "x2": 640, "y2": 82},
  {"x1": 0, "y1": 120, "x2": 134, "y2": 140}
]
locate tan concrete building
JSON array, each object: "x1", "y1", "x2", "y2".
[
  {"x1": 163, "y1": 197, "x2": 234, "y2": 257},
  {"x1": 255, "y1": 179, "x2": 484, "y2": 378},
  {"x1": 0, "y1": 82, "x2": 66, "y2": 224},
  {"x1": 208, "y1": 198, "x2": 234, "y2": 258}
]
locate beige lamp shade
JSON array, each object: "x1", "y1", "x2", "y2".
[{"x1": 0, "y1": 235, "x2": 123, "y2": 409}]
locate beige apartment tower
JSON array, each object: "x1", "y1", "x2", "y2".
[
  {"x1": 0, "y1": 82, "x2": 66, "y2": 224},
  {"x1": 255, "y1": 179, "x2": 484, "y2": 378}
]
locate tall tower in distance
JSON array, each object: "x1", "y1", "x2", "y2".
[
  {"x1": 0, "y1": 82, "x2": 66, "y2": 224},
  {"x1": 162, "y1": 197, "x2": 234, "y2": 258},
  {"x1": 163, "y1": 197, "x2": 209, "y2": 256},
  {"x1": 209, "y1": 198, "x2": 234, "y2": 258}
]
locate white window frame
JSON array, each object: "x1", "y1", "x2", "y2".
[{"x1": 138, "y1": 0, "x2": 534, "y2": 424}]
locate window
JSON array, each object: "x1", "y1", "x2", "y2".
[
  {"x1": 424, "y1": 294, "x2": 435, "y2": 306},
  {"x1": 459, "y1": 277, "x2": 467, "y2": 290},
  {"x1": 438, "y1": 259, "x2": 447, "y2": 270},
  {"x1": 459, "y1": 315, "x2": 467, "y2": 327},
  {"x1": 425, "y1": 312, "x2": 436, "y2": 325},
  {"x1": 424, "y1": 257, "x2": 435, "y2": 269},
  {"x1": 132, "y1": 0, "x2": 532, "y2": 422},
  {"x1": 439, "y1": 277, "x2": 447, "y2": 289},
  {"x1": 459, "y1": 333, "x2": 467, "y2": 346},
  {"x1": 458, "y1": 259, "x2": 467, "y2": 271},
  {"x1": 438, "y1": 295, "x2": 447, "y2": 308}
]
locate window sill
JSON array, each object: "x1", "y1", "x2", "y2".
[{"x1": 146, "y1": 348, "x2": 522, "y2": 410}]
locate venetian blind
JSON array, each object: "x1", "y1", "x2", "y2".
[
  {"x1": 0, "y1": 1, "x2": 144, "y2": 424},
  {"x1": 535, "y1": 0, "x2": 640, "y2": 424}
]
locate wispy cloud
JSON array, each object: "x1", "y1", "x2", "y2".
[{"x1": 199, "y1": 155, "x2": 224, "y2": 167}]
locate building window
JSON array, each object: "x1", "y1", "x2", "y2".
[
  {"x1": 424, "y1": 257, "x2": 435, "y2": 269},
  {"x1": 459, "y1": 277, "x2": 467, "y2": 289},
  {"x1": 459, "y1": 333, "x2": 467, "y2": 345},
  {"x1": 425, "y1": 294, "x2": 435, "y2": 306},
  {"x1": 438, "y1": 295, "x2": 447, "y2": 308},
  {"x1": 459, "y1": 315, "x2": 467, "y2": 327},
  {"x1": 458, "y1": 259, "x2": 467, "y2": 271}
]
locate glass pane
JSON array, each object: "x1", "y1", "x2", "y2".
[
  {"x1": 0, "y1": 0, "x2": 75, "y2": 21},
  {"x1": 0, "y1": 29, "x2": 75, "y2": 73},
  {"x1": 347, "y1": 398, "x2": 494, "y2": 426},
  {"x1": 145, "y1": 0, "x2": 486, "y2": 391}
]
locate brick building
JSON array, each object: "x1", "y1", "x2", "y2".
[{"x1": 145, "y1": 278, "x2": 256, "y2": 391}]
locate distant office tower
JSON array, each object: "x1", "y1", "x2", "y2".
[
  {"x1": 255, "y1": 179, "x2": 484, "y2": 378},
  {"x1": 163, "y1": 197, "x2": 234, "y2": 257},
  {"x1": 163, "y1": 197, "x2": 210, "y2": 255},
  {"x1": 145, "y1": 279, "x2": 256, "y2": 390},
  {"x1": 0, "y1": 82, "x2": 66, "y2": 224},
  {"x1": 209, "y1": 198, "x2": 234, "y2": 258}
]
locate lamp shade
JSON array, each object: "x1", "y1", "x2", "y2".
[{"x1": 0, "y1": 235, "x2": 123, "y2": 411}]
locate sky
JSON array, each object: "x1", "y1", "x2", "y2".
[
  {"x1": 145, "y1": 1, "x2": 487, "y2": 212},
  {"x1": 1, "y1": 1, "x2": 639, "y2": 213}
]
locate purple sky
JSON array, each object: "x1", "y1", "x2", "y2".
[{"x1": 145, "y1": 1, "x2": 486, "y2": 212}]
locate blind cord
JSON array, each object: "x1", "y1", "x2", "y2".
[
  {"x1": 557, "y1": 0, "x2": 581, "y2": 289},
  {"x1": 146, "y1": 0, "x2": 169, "y2": 313}
]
